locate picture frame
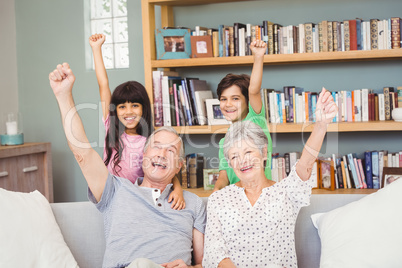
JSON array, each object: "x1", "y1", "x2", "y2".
[
  {"x1": 190, "y1": 35, "x2": 213, "y2": 58},
  {"x1": 205, "y1": 99, "x2": 231, "y2": 125},
  {"x1": 155, "y1": 28, "x2": 192, "y2": 60},
  {"x1": 381, "y1": 167, "x2": 402, "y2": 188},
  {"x1": 203, "y1": 168, "x2": 219, "y2": 190},
  {"x1": 318, "y1": 160, "x2": 335, "y2": 191}
]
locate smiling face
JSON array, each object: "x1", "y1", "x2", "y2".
[
  {"x1": 219, "y1": 85, "x2": 248, "y2": 122},
  {"x1": 227, "y1": 138, "x2": 267, "y2": 181},
  {"x1": 142, "y1": 130, "x2": 182, "y2": 183},
  {"x1": 116, "y1": 101, "x2": 143, "y2": 135}
]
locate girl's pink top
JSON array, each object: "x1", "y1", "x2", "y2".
[{"x1": 103, "y1": 115, "x2": 146, "y2": 183}]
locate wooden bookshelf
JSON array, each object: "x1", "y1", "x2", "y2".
[
  {"x1": 148, "y1": 0, "x2": 252, "y2": 5},
  {"x1": 157, "y1": 121, "x2": 402, "y2": 134},
  {"x1": 185, "y1": 187, "x2": 378, "y2": 197},
  {"x1": 152, "y1": 49, "x2": 402, "y2": 68}
]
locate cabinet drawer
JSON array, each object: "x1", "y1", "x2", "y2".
[
  {"x1": 16, "y1": 153, "x2": 46, "y2": 194},
  {"x1": 0, "y1": 156, "x2": 18, "y2": 190}
]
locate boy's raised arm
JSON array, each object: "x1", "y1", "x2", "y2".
[
  {"x1": 49, "y1": 63, "x2": 109, "y2": 202},
  {"x1": 248, "y1": 40, "x2": 266, "y2": 114},
  {"x1": 89, "y1": 34, "x2": 111, "y2": 120}
]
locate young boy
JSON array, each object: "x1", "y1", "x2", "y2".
[{"x1": 213, "y1": 40, "x2": 273, "y2": 192}]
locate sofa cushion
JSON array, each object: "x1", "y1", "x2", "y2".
[
  {"x1": 0, "y1": 189, "x2": 78, "y2": 268},
  {"x1": 311, "y1": 179, "x2": 402, "y2": 268}
]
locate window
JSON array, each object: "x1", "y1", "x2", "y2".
[{"x1": 90, "y1": 0, "x2": 129, "y2": 69}]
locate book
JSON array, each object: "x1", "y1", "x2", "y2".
[
  {"x1": 354, "y1": 89, "x2": 361, "y2": 122},
  {"x1": 184, "y1": 77, "x2": 200, "y2": 124},
  {"x1": 383, "y1": 87, "x2": 393, "y2": 120},
  {"x1": 397, "y1": 87, "x2": 402, "y2": 108},
  {"x1": 370, "y1": 19, "x2": 379, "y2": 50},
  {"x1": 356, "y1": 18, "x2": 362, "y2": 50},
  {"x1": 379, "y1": 93, "x2": 385, "y2": 121},
  {"x1": 168, "y1": 77, "x2": 182, "y2": 126},
  {"x1": 186, "y1": 154, "x2": 197, "y2": 188},
  {"x1": 233, "y1": 22, "x2": 247, "y2": 56},
  {"x1": 188, "y1": 79, "x2": 211, "y2": 124},
  {"x1": 356, "y1": 158, "x2": 367, "y2": 188},
  {"x1": 186, "y1": 154, "x2": 205, "y2": 188},
  {"x1": 341, "y1": 159, "x2": 350, "y2": 188},
  {"x1": 391, "y1": 17, "x2": 401, "y2": 49},
  {"x1": 304, "y1": 23, "x2": 314, "y2": 53},
  {"x1": 343, "y1": 20, "x2": 350, "y2": 51},
  {"x1": 347, "y1": 153, "x2": 361, "y2": 188},
  {"x1": 343, "y1": 155, "x2": 353, "y2": 188},
  {"x1": 371, "y1": 151, "x2": 380, "y2": 189},
  {"x1": 335, "y1": 157, "x2": 344, "y2": 188},
  {"x1": 349, "y1": 20, "x2": 357, "y2": 50},
  {"x1": 152, "y1": 70, "x2": 164, "y2": 126},
  {"x1": 194, "y1": 90, "x2": 213, "y2": 125},
  {"x1": 361, "y1": 88, "x2": 369, "y2": 122}
]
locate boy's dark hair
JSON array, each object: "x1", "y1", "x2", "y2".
[
  {"x1": 104, "y1": 81, "x2": 153, "y2": 175},
  {"x1": 216, "y1": 73, "x2": 250, "y2": 103}
]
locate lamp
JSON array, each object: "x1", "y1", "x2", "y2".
[{"x1": 0, "y1": 112, "x2": 24, "y2": 146}]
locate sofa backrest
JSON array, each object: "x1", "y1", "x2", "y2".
[{"x1": 51, "y1": 194, "x2": 367, "y2": 268}]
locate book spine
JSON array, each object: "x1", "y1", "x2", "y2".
[
  {"x1": 349, "y1": 20, "x2": 357, "y2": 50},
  {"x1": 357, "y1": 159, "x2": 367, "y2": 188},
  {"x1": 344, "y1": 20, "x2": 350, "y2": 51},
  {"x1": 173, "y1": 83, "x2": 180, "y2": 126},
  {"x1": 391, "y1": 17, "x2": 401, "y2": 49},
  {"x1": 327, "y1": 21, "x2": 333, "y2": 52},
  {"x1": 346, "y1": 91, "x2": 353, "y2": 122},
  {"x1": 305, "y1": 23, "x2": 313, "y2": 53},
  {"x1": 347, "y1": 153, "x2": 360, "y2": 188},
  {"x1": 378, "y1": 93, "x2": 385, "y2": 121},
  {"x1": 370, "y1": 19, "x2": 379, "y2": 50},
  {"x1": 356, "y1": 19, "x2": 362, "y2": 50},
  {"x1": 161, "y1": 76, "x2": 171, "y2": 126},
  {"x1": 354, "y1": 89, "x2": 361, "y2": 122},
  {"x1": 371, "y1": 151, "x2": 379, "y2": 189},
  {"x1": 342, "y1": 155, "x2": 353, "y2": 188},
  {"x1": 152, "y1": 71, "x2": 163, "y2": 126},
  {"x1": 384, "y1": 87, "x2": 391, "y2": 120},
  {"x1": 335, "y1": 158, "x2": 344, "y2": 188}
]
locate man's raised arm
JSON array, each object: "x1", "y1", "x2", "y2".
[{"x1": 49, "y1": 63, "x2": 108, "y2": 202}]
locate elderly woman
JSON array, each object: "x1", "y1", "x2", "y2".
[{"x1": 203, "y1": 88, "x2": 338, "y2": 268}]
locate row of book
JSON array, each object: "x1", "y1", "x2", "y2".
[
  {"x1": 263, "y1": 86, "x2": 402, "y2": 124},
  {"x1": 193, "y1": 17, "x2": 402, "y2": 58},
  {"x1": 152, "y1": 71, "x2": 214, "y2": 127},
  {"x1": 272, "y1": 150, "x2": 402, "y2": 190}
]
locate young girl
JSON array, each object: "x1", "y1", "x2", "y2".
[
  {"x1": 213, "y1": 40, "x2": 273, "y2": 192},
  {"x1": 89, "y1": 34, "x2": 185, "y2": 209}
]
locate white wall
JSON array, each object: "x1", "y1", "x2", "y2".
[{"x1": 0, "y1": 0, "x2": 18, "y2": 131}]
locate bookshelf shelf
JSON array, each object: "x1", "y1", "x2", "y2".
[
  {"x1": 148, "y1": 0, "x2": 251, "y2": 6},
  {"x1": 186, "y1": 187, "x2": 378, "y2": 197},
  {"x1": 152, "y1": 49, "x2": 402, "y2": 68},
  {"x1": 158, "y1": 121, "x2": 402, "y2": 134}
]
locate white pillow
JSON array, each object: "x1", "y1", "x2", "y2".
[
  {"x1": 311, "y1": 179, "x2": 402, "y2": 268},
  {"x1": 0, "y1": 189, "x2": 78, "y2": 268}
]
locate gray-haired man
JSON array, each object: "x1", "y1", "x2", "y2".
[{"x1": 49, "y1": 63, "x2": 205, "y2": 268}]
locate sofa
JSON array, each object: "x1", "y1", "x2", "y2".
[{"x1": 50, "y1": 194, "x2": 368, "y2": 268}]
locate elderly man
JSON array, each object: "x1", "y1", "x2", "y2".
[{"x1": 49, "y1": 63, "x2": 205, "y2": 268}]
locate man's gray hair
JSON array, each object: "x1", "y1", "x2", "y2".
[
  {"x1": 223, "y1": 121, "x2": 268, "y2": 164},
  {"x1": 143, "y1": 126, "x2": 185, "y2": 161}
]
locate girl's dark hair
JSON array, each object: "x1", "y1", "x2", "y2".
[
  {"x1": 217, "y1": 73, "x2": 250, "y2": 103},
  {"x1": 104, "y1": 81, "x2": 153, "y2": 175}
]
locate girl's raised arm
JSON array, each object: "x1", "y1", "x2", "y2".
[{"x1": 89, "y1": 34, "x2": 111, "y2": 120}]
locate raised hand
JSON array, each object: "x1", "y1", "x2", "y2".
[
  {"x1": 250, "y1": 39, "x2": 267, "y2": 58},
  {"x1": 315, "y1": 87, "x2": 338, "y2": 125},
  {"x1": 89, "y1": 33, "x2": 106, "y2": 48},
  {"x1": 49, "y1": 63, "x2": 75, "y2": 97}
]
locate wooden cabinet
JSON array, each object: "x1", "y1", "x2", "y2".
[{"x1": 0, "y1": 143, "x2": 53, "y2": 202}]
